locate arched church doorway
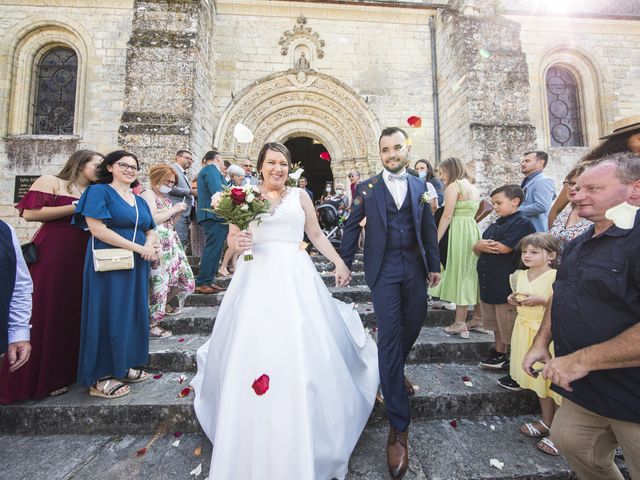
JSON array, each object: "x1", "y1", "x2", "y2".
[{"x1": 284, "y1": 136, "x2": 332, "y2": 202}]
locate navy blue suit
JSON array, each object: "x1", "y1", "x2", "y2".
[{"x1": 341, "y1": 172, "x2": 440, "y2": 431}]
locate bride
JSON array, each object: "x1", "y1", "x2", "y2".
[{"x1": 191, "y1": 142, "x2": 379, "y2": 479}]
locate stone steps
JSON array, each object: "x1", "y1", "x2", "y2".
[
  {"x1": 146, "y1": 327, "x2": 495, "y2": 373},
  {"x1": 6, "y1": 414, "x2": 620, "y2": 480},
  {"x1": 0, "y1": 364, "x2": 538, "y2": 435},
  {"x1": 159, "y1": 305, "x2": 461, "y2": 335}
]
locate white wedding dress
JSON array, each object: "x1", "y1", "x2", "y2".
[{"x1": 191, "y1": 187, "x2": 379, "y2": 480}]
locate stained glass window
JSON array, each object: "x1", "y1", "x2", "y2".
[
  {"x1": 33, "y1": 47, "x2": 77, "y2": 135},
  {"x1": 546, "y1": 66, "x2": 584, "y2": 147}
]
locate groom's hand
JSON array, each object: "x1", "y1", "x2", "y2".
[
  {"x1": 428, "y1": 272, "x2": 441, "y2": 288},
  {"x1": 335, "y1": 263, "x2": 352, "y2": 288}
]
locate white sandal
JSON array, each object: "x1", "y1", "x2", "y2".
[
  {"x1": 520, "y1": 420, "x2": 550, "y2": 438},
  {"x1": 537, "y1": 437, "x2": 560, "y2": 456}
]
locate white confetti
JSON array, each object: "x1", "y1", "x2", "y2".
[
  {"x1": 233, "y1": 123, "x2": 254, "y2": 143},
  {"x1": 463, "y1": 381, "x2": 473, "y2": 387},
  {"x1": 172, "y1": 438, "x2": 181, "y2": 447},
  {"x1": 490, "y1": 425, "x2": 496, "y2": 431},
  {"x1": 190, "y1": 463, "x2": 203, "y2": 477},
  {"x1": 490, "y1": 458, "x2": 504, "y2": 470}
]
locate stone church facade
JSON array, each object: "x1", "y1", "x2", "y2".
[{"x1": 1, "y1": 0, "x2": 639, "y2": 239}]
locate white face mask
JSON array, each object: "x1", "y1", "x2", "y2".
[
  {"x1": 336, "y1": 189, "x2": 344, "y2": 195},
  {"x1": 159, "y1": 185, "x2": 172, "y2": 194},
  {"x1": 326, "y1": 186, "x2": 332, "y2": 192}
]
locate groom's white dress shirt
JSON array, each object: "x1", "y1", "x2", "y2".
[{"x1": 382, "y1": 168, "x2": 408, "y2": 209}]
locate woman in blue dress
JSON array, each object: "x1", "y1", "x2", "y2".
[{"x1": 74, "y1": 151, "x2": 158, "y2": 399}]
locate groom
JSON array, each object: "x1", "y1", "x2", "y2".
[{"x1": 341, "y1": 127, "x2": 440, "y2": 479}]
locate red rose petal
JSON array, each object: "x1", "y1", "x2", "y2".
[
  {"x1": 174, "y1": 431, "x2": 183, "y2": 439},
  {"x1": 136, "y1": 447, "x2": 147, "y2": 457},
  {"x1": 450, "y1": 419, "x2": 458, "y2": 428},
  {"x1": 178, "y1": 386, "x2": 192, "y2": 398},
  {"x1": 407, "y1": 115, "x2": 422, "y2": 128},
  {"x1": 178, "y1": 338, "x2": 185, "y2": 343},
  {"x1": 319, "y1": 152, "x2": 331, "y2": 161},
  {"x1": 153, "y1": 373, "x2": 163, "y2": 379},
  {"x1": 251, "y1": 374, "x2": 270, "y2": 395},
  {"x1": 462, "y1": 375, "x2": 471, "y2": 382}
]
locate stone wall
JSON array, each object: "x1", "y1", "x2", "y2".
[
  {"x1": 436, "y1": 1, "x2": 536, "y2": 196},
  {"x1": 512, "y1": 13, "x2": 640, "y2": 186},
  {"x1": 0, "y1": 0, "x2": 133, "y2": 239}
]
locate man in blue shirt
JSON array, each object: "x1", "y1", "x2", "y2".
[
  {"x1": 0, "y1": 221, "x2": 32, "y2": 372},
  {"x1": 520, "y1": 151, "x2": 556, "y2": 232},
  {"x1": 524, "y1": 152, "x2": 640, "y2": 479}
]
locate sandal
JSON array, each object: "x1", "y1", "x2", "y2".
[
  {"x1": 164, "y1": 305, "x2": 181, "y2": 317},
  {"x1": 466, "y1": 320, "x2": 491, "y2": 334},
  {"x1": 217, "y1": 268, "x2": 230, "y2": 277},
  {"x1": 537, "y1": 437, "x2": 560, "y2": 456},
  {"x1": 520, "y1": 420, "x2": 550, "y2": 438},
  {"x1": 89, "y1": 378, "x2": 129, "y2": 399},
  {"x1": 150, "y1": 325, "x2": 173, "y2": 338},
  {"x1": 121, "y1": 368, "x2": 150, "y2": 383},
  {"x1": 444, "y1": 322, "x2": 470, "y2": 339},
  {"x1": 49, "y1": 386, "x2": 69, "y2": 397}
]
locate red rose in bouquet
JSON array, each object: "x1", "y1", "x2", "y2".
[{"x1": 230, "y1": 187, "x2": 246, "y2": 205}]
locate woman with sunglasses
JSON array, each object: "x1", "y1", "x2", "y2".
[{"x1": 73, "y1": 151, "x2": 157, "y2": 399}]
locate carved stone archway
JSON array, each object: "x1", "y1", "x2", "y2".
[{"x1": 215, "y1": 70, "x2": 381, "y2": 179}]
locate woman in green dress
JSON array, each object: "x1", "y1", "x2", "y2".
[{"x1": 432, "y1": 157, "x2": 481, "y2": 339}]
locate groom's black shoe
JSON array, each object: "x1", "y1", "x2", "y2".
[
  {"x1": 387, "y1": 426, "x2": 409, "y2": 479},
  {"x1": 403, "y1": 376, "x2": 416, "y2": 396}
]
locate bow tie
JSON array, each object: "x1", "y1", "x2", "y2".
[{"x1": 388, "y1": 173, "x2": 407, "y2": 181}]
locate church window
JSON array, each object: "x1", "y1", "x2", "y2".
[
  {"x1": 545, "y1": 65, "x2": 584, "y2": 147},
  {"x1": 33, "y1": 47, "x2": 78, "y2": 135}
]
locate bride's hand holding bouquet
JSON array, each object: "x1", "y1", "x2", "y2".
[{"x1": 206, "y1": 185, "x2": 270, "y2": 261}]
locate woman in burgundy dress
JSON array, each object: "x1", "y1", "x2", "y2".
[{"x1": 0, "y1": 150, "x2": 103, "y2": 403}]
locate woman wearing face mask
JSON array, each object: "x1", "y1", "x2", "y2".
[
  {"x1": 414, "y1": 159, "x2": 443, "y2": 210},
  {"x1": 319, "y1": 181, "x2": 335, "y2": 204},
  {"x1": 332, "y1": 182, "x2": 350, "y2": 211},
  {"x1": 141, "y1": 164, "x2": 195, "y2": 337}
]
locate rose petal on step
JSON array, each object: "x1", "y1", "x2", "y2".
[
  {"x1": 153, "y1": 373, "x2": 163, "y2": 379},
  {"x1": 194, "y1": 446, "x2": 202, "y2": 456},
  {"x1": 490, "y1": 458, "x2": 504, "y2": 470},
  {"x1": 178, "y1": 338, "x2": 185, "y2": 343},
  {"x1": 320, "y1": 152, "x2": 331, "y2": 161},
  {"x1": 190, "y1": 463, "x2": 203, "y2": 477},
  {"x1": 136, "y1": 447, "x2": 147, "y2": 457},
  {"x1": 407, "y1": 115, "x2": 422, "y2": 128},
  {"x1": 462, "y1": 375, "x2": 471, "y2": 382},
  {"x1": 178, "y1": 374, "x2": 187, "y2": 384},
  {"x1": 174, "y1": 431, "x2": 183, "y2": 439},
  {"x1": 463, "y1": 381, "x2": 473, "y2": 388},
  {"x1": 449, "y1": 419, "x2": 458, "y2": 428},
  {"x1": 252, "y1": 374, "x2": 270, "y2": 395},
  {"x1": 178, "y1": 386, "x2": 192, "y2": 398}
]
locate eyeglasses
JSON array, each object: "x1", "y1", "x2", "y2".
[
  {"x1": 115, "y1": 162, "x2": 139, "y2": 172},
  {"x1": 179, "y1": 155, "x2": 193, "y2": 161}
]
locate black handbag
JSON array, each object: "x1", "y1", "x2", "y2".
[
  {"x1": 434, "y1": 206, "x2": 448, "y2": 269},
  {"x1": 21, "y1": 241, "x2": 37, "y2": 264}
]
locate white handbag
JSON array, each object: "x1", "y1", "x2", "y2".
[{"x1": 92, "y1": 197, "x2": 139, "y2": 272}]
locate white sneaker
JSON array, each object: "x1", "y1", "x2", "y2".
[{"x1": 431, "y1": 300, "x2": 457, "y2": 310}]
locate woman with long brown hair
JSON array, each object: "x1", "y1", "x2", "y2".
[{"x1": 0, "y1": 149, "x2": 103, "y2": 403}]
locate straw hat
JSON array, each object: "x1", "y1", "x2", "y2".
[{"x1": 600, "y1": 114, "x2": 640, "y2": 140}]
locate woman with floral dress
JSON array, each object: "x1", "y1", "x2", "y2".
[{"x1": 141, "y1": 164, "x2": 195, "y2": 338}]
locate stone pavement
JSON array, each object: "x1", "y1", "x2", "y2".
[{"x1": 0, "y1": 253, "x2": 629, "y2": 479}]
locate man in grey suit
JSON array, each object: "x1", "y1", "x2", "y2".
[
  {"x1": 168, "y1": 150, "x2": 197, "y2": 246},
  {"x1": 520, "y1": 151, "x2": 556, "y2": 232}
]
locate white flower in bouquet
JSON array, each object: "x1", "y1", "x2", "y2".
[
  {"x1": 245, "y1": 192, "x2": 256, "y2": 203},
  {"x1": 211, "y1": 192, "x2": 223, "y2": 208},
  {"x1": 240, "y1": 204, "x2": 249, "y2": 212},
  {"x1": 289, "y1": 168, "x2": 304, "y2": 181}
]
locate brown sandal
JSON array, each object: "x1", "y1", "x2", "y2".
[
  {"x1": 121, "y1": 368, "x2": 150, "y2": 383},
  {"x1": 89, "y1": 379, "x2": 129, "y2": 399}
]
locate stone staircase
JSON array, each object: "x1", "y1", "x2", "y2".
[{"x1": 0, "y1": 253, "x2": 628, "y2": 479}]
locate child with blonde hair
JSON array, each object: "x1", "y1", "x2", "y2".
[{"x1": 502, "y1": 233, "x2": 563, "y2": 456}]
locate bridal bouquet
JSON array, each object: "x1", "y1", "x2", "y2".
[{"x1": 207, "y1": 185, "x2": 270, "y2": 261}]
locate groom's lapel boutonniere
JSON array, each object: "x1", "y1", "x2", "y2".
[{"x1": 419, "y1": 192, "x2": 431, "y2": 207}]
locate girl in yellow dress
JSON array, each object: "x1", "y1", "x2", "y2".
[{"x1": 507, "y1": 233, "x2": 563, "y2": 456}]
